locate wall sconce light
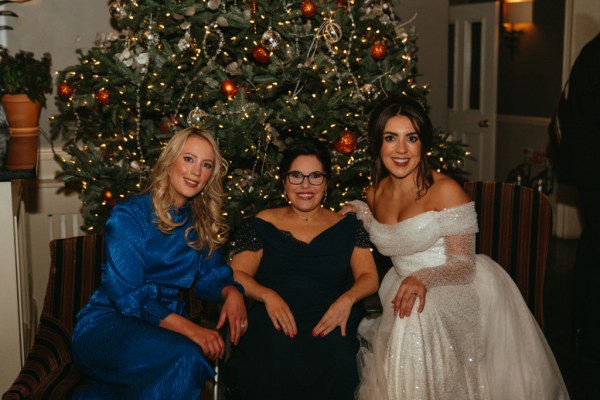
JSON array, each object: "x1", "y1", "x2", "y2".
[
  {"x1": 0, "y1": 0, "x2": 32, "y2": 31},
  {"x1": 501, "y1": 0, "x2": 534, "y2": 56}
]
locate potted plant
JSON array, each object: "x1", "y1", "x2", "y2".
[
  {"x1": 0, "y1": 45, "x2": 52, "y2": 127},
  {"x1": 0, "y1": 46, "x2": 52, "y2": 170}
]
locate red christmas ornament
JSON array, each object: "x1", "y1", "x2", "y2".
[
  {"x1": 102, "y1": 188, "x2": 117, "y2": 208},
  {"x1": 220, "y1": 80, "x2": 238, "y2": 97},
  {"x1": 337, "y1": 0, "x2": 348, "y2": 9},
  {"x1": 300, "y1": 0, "x2": 317, "y2": 18},
  {"x1": 252, "y1": 46, "x2": 270, "y2": 63},
  {"x1": 335, "y1": 130, "x2": 358, "y2": 154},
  {"x1": 370, "y1": 42, "x2": 388, "y2": 61},
  {"x1": 159, "y1": 117, "x2": 178, "y2": 133},
  {"x1": 57, "y1": 81, "x2": 74, "y2": 99},
  {"x1": 95, "y1": 88, "x2": 110, "y2": 106}
]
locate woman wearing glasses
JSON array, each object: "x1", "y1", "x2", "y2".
[{"x1": 226, "y1": 136, "x2": 378, "y2": 399}]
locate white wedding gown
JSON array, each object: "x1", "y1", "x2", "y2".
[{"x1": 353, "y1": 202, "x2": 569, "y2": 400}]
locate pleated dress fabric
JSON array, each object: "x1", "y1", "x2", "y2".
[{"x1": 71, "y1": 193, "x2": 238, "y2": 399}]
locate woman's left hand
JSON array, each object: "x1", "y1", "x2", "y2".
[
  {"x1": 218, "y1": 286, "x2": 248, "y2": 345},
  {"x1": 392, "y1": 276, "x2": 426, "y2": 318},
  {"x1": 312, "y1": 295, "x2": 353, "y2": 337}
]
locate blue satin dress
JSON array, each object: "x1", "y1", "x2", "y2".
[{"x1": 72, "y1": 193, "x2": 239, "y2": 399}]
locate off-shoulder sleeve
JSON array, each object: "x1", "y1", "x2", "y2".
[
  {"x1": 102, "y1": 200, "x2": 173, "y2": 326},
  {"x1": 348, "y1": 200, "x2": 373, "y2": 229},
  {"x1": 229, "y1": 219, "x2": 263, "y2": 255},
  {"x1": 410, "y1": 202, "x2": 478, "y2": 288},
  {"x1": 194, "y1": 248, "x2": 244, "y2": 302}
]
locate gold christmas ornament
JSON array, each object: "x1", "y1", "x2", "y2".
[
  {"x1": 322, "y1": 21, "x2": 342, "y2": 44},
  {"x1": 108, "y1": 1, "x2": 128, "y2": 20},
  {"x1": 140, "y1": 29, "x2": 160, "y2": 47},
  {"x1": 261, "y1": 26, "x2": 282, "y2": 52}
]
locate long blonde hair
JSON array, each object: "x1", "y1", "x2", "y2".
[{"x1": 146, "y1": 127, "x2": 228, "y2": 255}]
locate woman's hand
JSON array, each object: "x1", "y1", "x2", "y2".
[
  {"x1": 186, "y1": 325, "x2": 226, "y2": 360},
  {"x1": 160, "y1": 313, "x2": 225, "y2": 360},
  {"x1": 218, "y1": 286, "x2": 248, "y2": 345},
  {"x1": 263, "y1": 290, "x2": 297, "y2": 337},
  {"x1": 338, "y1": 203, "x2": 357, "y2": 215},
  {"x1": 392, "y1": 276, "x2": 426, "y2": 318},
  {"x1": 313, "y1": 295, "x2": 353, "y2": 337}
]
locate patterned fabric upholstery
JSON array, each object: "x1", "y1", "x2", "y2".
[
  {"x1": 463, "y1": 181, "x2": 552, "y2": 330},
  {"x1": 2, "y1": 234, "x2": 217, "y2": 400}
]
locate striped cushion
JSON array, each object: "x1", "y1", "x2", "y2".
[
  {"x1": 463, "y1": 181, "x2": 552, "y2": 330},
  {"x1": 2, "y1": 235, "x2": 217, "y2": 400}
]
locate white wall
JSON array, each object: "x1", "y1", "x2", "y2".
[{"x1": 394, "y1": 0, "x2": 449, "y2": 130}]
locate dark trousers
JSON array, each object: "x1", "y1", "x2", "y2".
[{"x1": 573, "y1": 186, "x2": 600, "y2": 356}]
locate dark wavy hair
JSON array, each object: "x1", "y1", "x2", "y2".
[
  {"x1": 279, "y1": 136, "x2": 332, "y2": 178},
  {"x1": 367, "y1": 96, "x2": 434, "y2": 197}
]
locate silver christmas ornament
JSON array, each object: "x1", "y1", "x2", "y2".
[
  {"x1": 261, "y1": 26, "x2": 282, "y2": 52},
  {"x1": 187, "y1": 107, "x2": 208, "y2": 128},
  {"x1": 359, "y1": 83, "x2": 379, "y2": 101},
  {"x1": 178, "y1": 31, "x2": 195, "y2": 52}
]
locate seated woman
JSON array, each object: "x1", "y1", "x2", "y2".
[
  {"x1": 71, "y1": 128, "x2": 246, "y2": 399},
  {"x1": 226, "y1": 137, "x2": 379, "y2": 400},
  {"x1": 345, "y1": 96, "x2": 569, "y2": 399}
]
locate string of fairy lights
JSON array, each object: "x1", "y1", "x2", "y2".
[{"x1": 50, "y1": 0, "x2": 469, "y2": 230}]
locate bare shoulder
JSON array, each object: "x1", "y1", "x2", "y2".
[{"x1": 427, "y1": 173, "x2": 471, "y2": 210}]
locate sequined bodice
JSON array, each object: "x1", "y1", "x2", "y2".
[
  {"x1": 364, "y1": 203, "x2": 478, "y2": 277},
  {"x1": 369, "y1": 213, "x2": 446, "y2": 275}
]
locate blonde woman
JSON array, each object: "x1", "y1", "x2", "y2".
[{"x1": 72, "y1": 128, "x2": 246, "y2": 399}]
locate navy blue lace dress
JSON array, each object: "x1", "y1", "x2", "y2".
[
  {"x1": 71, "y1": 193, "x2": 240, "y2": 399},
  {"x1": 226, "y1": 215, "x2": 370, "y2": 400}
]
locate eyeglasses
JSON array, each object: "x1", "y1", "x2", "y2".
[{"x1": 285, "y1": 171, "x2": 326, "y2": 186}]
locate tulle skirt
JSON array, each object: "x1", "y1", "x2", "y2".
[{"x1": 355, "y1": 255, "x2": 569, "y2": 400}]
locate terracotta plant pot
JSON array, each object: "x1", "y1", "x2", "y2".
[
  {"x1": 6, "y1": 127, "x2": 39, "y2": 170},
  {"x1": 1, "y1": 94, "x2": 41, "y2": 128}
]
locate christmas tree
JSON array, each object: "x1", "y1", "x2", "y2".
[{"x1": 51, "y1": 0, "x2": 470, "y2": 233}]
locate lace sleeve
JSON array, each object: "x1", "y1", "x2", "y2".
[
  {"x1": 354, "y1": 218, "x2": 371, "y2": 248},
  {"x1": 348, "y1": 200, "x2": 373, "y2": 229},
  {"x1": 409, "y1": 203, "x2": 478, "y2": 288},
  {"x1": 229, "y1": 219, "x2": 263, "y2": 256}
]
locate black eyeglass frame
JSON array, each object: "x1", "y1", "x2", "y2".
[{"x1": 285, "y1": 171, "x2": 327, "y2": 186}]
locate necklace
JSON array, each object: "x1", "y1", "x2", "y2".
[{"x1": 289, "y1": 205, "x2": 323, "y2": 222}]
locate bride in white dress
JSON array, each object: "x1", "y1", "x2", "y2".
[{"x1": 346, "y1": 97, "x2": 569, "y2": 400}]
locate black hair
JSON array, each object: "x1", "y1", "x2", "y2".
[
  {"x1": 367, "y1": 96, "x2": 434, "y2": 196},
  {"x1": 279, "y1": 136, "x2": 332, "y2": 179}
]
